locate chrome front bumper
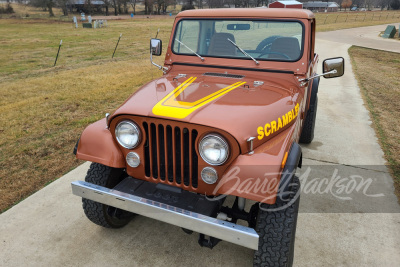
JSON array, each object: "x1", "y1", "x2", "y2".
[{"x1": 71, "y1": 181, "x2": 259, "y2": 250}]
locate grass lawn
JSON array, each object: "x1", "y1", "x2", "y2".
[
  {"x1": 349, "y1": 46, "x2": 400, "y2": 201},
  {"x1": 0, "y1": 15, "x2": 174, "y2": 212},
  {"x1": 0, "y1": 4, "x2": 399, "y2": 212},
  {"x1": 315, "y1": 11, "x2": 400, "y2": 31}
]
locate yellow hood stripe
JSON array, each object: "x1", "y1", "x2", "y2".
[{"x1": 152, "y1": 77, "x2": 246, "y2": 119}]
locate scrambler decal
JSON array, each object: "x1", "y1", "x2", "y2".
[
  {"x1": 152, "y1": 77, "x2": 246, "y2": 119},
  {"x1": 257, "y1": 103, "x2": 300, "y2": 140}
]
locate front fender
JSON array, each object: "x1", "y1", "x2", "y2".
[
  {"x1": 215, "y1": 125, "x2": 295, "y2": 204},
  {"x1": 75, "y1": 118, "x2": 125, "y2": 168}
]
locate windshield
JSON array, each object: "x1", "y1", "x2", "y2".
[{"x1": 172, "y1": 19, "x2": 304, "y2": 62}]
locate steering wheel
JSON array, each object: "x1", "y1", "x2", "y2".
[
  {"x1": 256, "y1": 35, "x2": 281, "y2": 52},
  {"x1": 258, "y1": 51, "x2": 291, "y2": 60}
]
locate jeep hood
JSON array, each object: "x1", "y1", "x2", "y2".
[{"x1": 112, "y1": 70, "x2": 302, "y2": 153}]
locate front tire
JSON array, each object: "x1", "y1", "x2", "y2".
[
  {"x1": 253, "y1": 176, "x2": 300, "y2": 267},
  {"x1": 82, "y1": 162, "x2": 134, "y2": 228}
]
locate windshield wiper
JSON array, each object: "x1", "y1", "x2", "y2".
[
  {"x1": 227, "y1": 38, "x2": 259, "y2": 65},
  {"x1": 175, "y1": 39, "x2": 204, "y2": 61}
]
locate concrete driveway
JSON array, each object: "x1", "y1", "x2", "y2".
[
  {"x1": 1, "y1": 26, "x2": 400, "y2": 266},
  {"x1": 317, "y1": 23, "x2": 400, "y2": 53}
]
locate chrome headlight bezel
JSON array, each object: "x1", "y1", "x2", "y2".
[
  {"x1": 115, "y1": 120, "x2": 141, "y2": 149},
  {"x1": 199, "y1": 134, "x2": 230, "y2": 166}
]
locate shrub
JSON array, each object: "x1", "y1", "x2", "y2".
[
  {"x1": 181, "y1": 4, "x2": 195, "y2": 11},
  {"x1": 0, "y1": 3, "x2": 15, "y2": 14}
]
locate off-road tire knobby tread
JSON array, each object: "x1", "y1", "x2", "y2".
[
  {"x1": 253, "y1": 176, "x2": 300, "y2": 267},
  {"x1": 82, "y1": 163, "x2": 132, "y2": 228}
]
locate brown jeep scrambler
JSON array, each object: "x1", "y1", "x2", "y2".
[{"x1": 71, "y1": 8, "x2": 344, "y2": 266}]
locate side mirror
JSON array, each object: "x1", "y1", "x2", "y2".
[
  {"x1": 150, "y1": 38, "x2": 162, "y2": 56},
  {"x1": 323, "y1": 57, "x2": 344, "y2": 78}
]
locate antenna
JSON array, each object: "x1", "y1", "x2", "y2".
[{"x1": 155, "y1": 28, "x2": 160, "y2": 39}]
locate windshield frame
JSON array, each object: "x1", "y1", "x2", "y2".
[{"x1": 171, "y1": 18, "x2": 305, "y2": 63}]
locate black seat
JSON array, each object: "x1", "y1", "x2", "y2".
[
  {"x1": 269, "y1": 37, "x2": 301, "y2": 60},
  {"x1": 207, "y1": 33, "x2": 237, "y2": 56}
]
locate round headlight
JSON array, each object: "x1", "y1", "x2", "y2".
[
  {"x1": 115, "y1": 120, "x2": 141, "y2": 149},
  {"x1": 199, "y1": 134, "x2": 229, "y2": 165}
]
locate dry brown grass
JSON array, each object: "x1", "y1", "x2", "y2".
[
  {"x1": 315, "y1": 11, "x2": 400, "y2": 32},
  {"x1": 0, "y1": 59, "x2": 162, "y2": 211},
  {"x1": 18, "y1": 3, "x2": 63, "y2": 16},
  {"x1": 1, "y1": 2, "x2": 182, "y2": 19},
  {"x1": 0, "y1": 16, "x2": 174, "y2": 213},
  {"x1": 0, "y1": 17, "x2": 172, "y2": 80},
  {"x1": 349, "y1": 46, "x2": 400, "y2": 201}
]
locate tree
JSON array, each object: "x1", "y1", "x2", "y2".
[
  {"x1": 47, "y1": 0, "x2": 54, "y2": 16},
  {"x1": 144, "y1": 0, "x2": 153, "y2": 14},
  {"x1": 391, "y1": 0, "x2": 400, "y2": 9},
  {"x1": 85, "y1": 0, "x2": 93, "y2": 14},
  {"x1": 364, "y1": 0, "x2": 374, "y2": 10},
  {"x1": 155, "y1": 0, "x2": 172, "y2": 14},
  {"x1": 30, "y1": 0, "x2": 55, "y2": 16},
  {"x1": 56, "y1": 0, "x2": 69, "y2": 15},
  {"x1": 103, "y1": 0, "x2": 111, "y2": 15},
  {"x1": 0, "y1": 0, "x2": 14, "y2": 14},
  {"x1": 341, "y1": 0, "x2": 352, "y2": 10},
  {"x1": 129, "y1": 0, "x2": 137, "y2": 14},
  {"x1": 207, "y1": 0, "x2": 225, "y2": 8},
  {"x1": 112, "y1": 0, "x2": 117, "y2": 15},
  {"x1": 337, "y1": 0, "x2": 344, "y2": 11},
  {"x1": 181, "y1": 3, "x2": 195, "y2": 10},
  {"x1": 351, "y1": 0, "x2": 363, "y2": 8},
  {"x1": 255, "y1": 0, "x2": 266, "y2": 7}
]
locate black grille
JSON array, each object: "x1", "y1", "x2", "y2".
[{"x1": 143, "y1": 122, "x2": 198, "y2": 188}]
